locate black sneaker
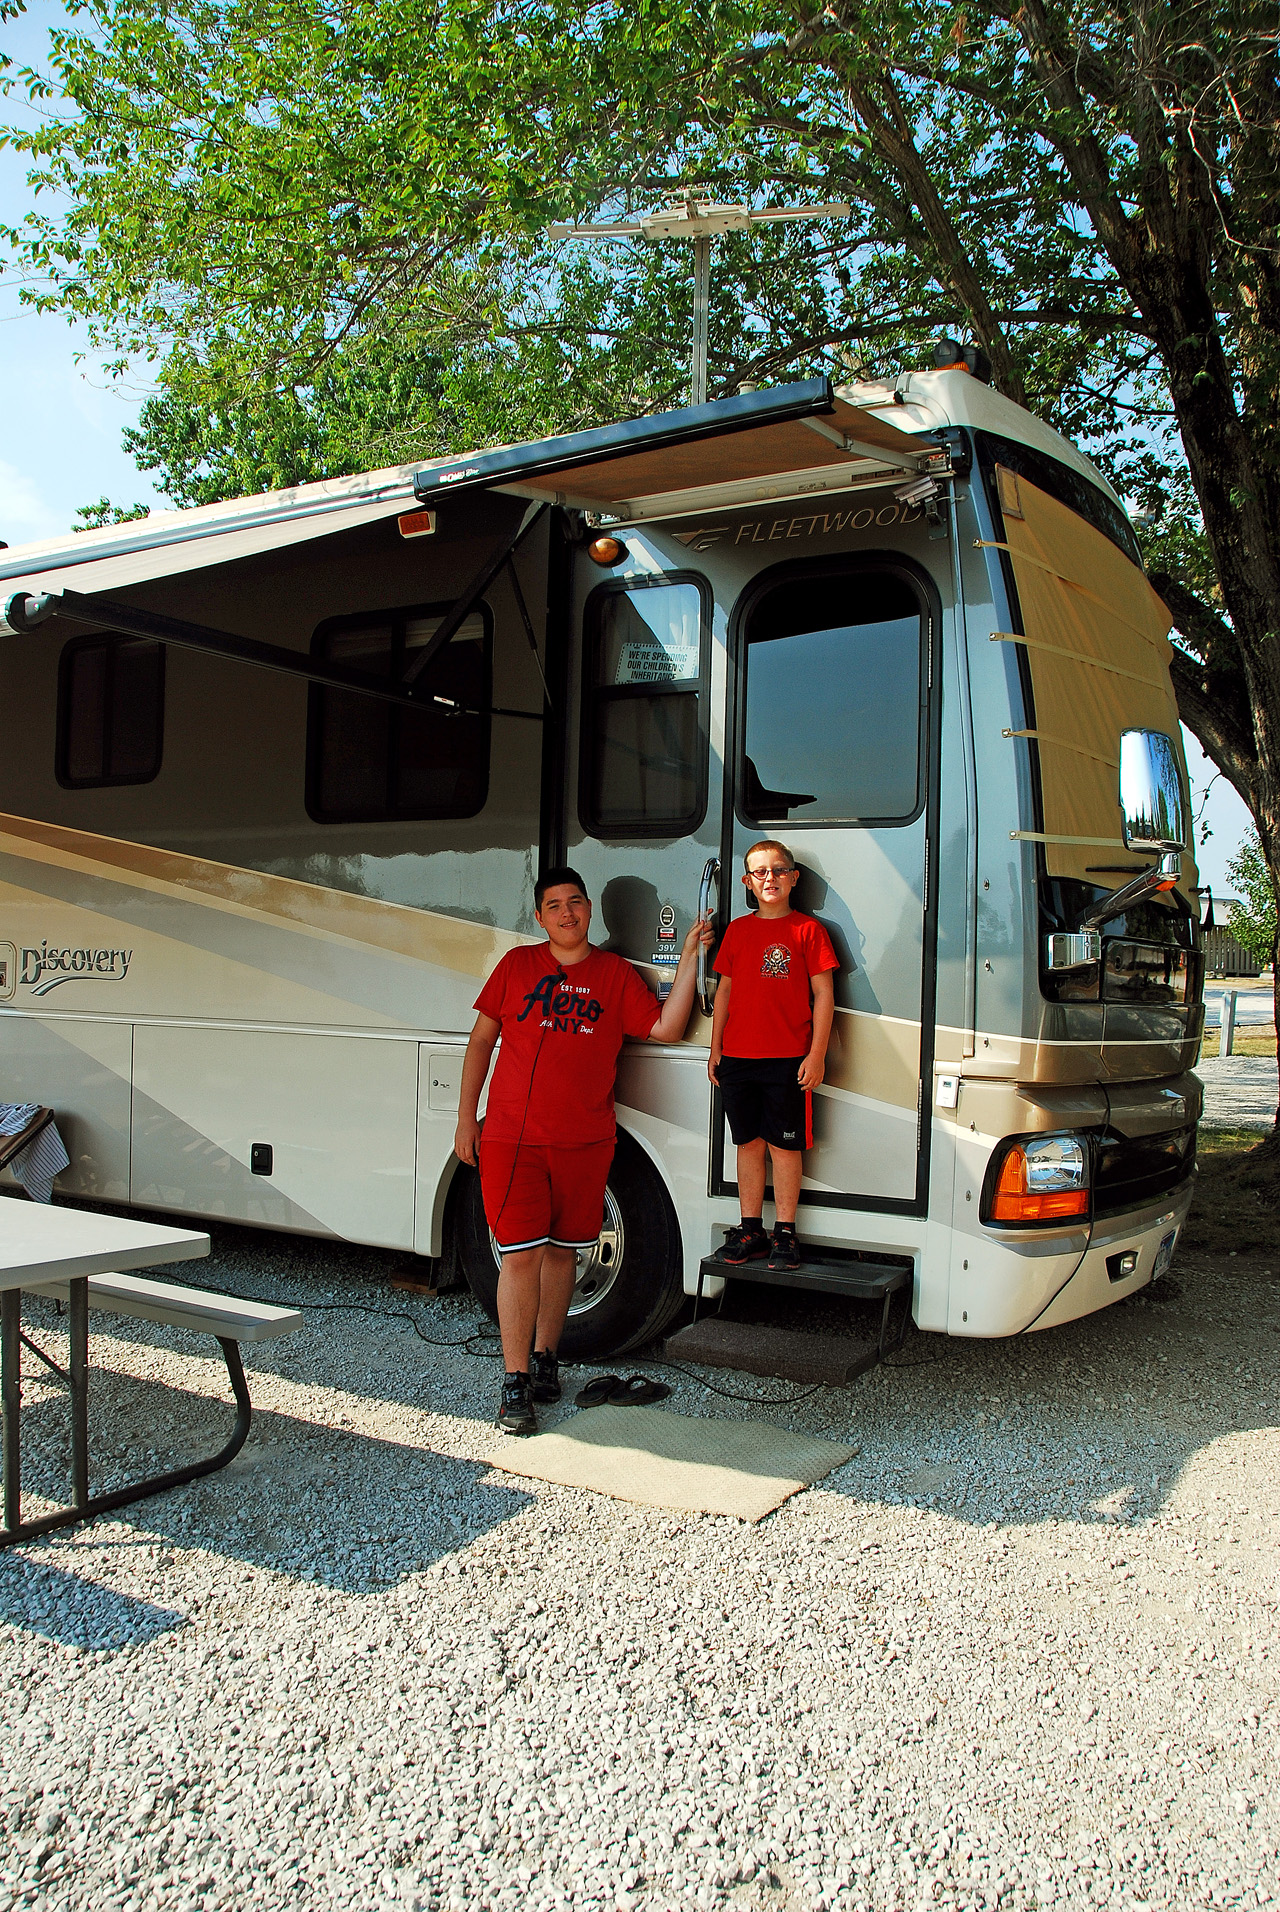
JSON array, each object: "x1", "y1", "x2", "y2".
[
  {"x1": 497, "y1": 1372, "x2": 537, "y2": 1435},
  {"x1": 768, "y1": 1226, "x2": 801, "y2": 1272},
  {"x1": 720, "y1": 1223, "x2": 770, "y2": 1265},
  {"x1": 530, "y1": 1348, "x2": 561, "y2": 1403}
]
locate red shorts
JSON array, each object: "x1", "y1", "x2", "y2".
[{"x1": 478, "y1": 1138, "x2": 614, "y2": 1254}]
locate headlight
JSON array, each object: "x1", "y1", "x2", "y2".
[{"x1": 982, "y1": 1132, "x2": 1090, "y2": 1226}]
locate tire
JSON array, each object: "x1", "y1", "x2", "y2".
[{"x1": 455, "y1": 1129, "x2": 685, "y2": 1362}]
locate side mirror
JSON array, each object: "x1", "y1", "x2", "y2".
[
  {"x1": 1120, "y1": 729, "x2": 1186, "y2": 853},
  {"x1": 1048, "y1": 729, "x2": 1187, "y2": 965}
]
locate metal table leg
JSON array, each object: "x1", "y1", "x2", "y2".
[
  {"x1": 1, "y1": 1286, "x2": 255, "y2": 1548},
  {"x1": 2, "y1": 1288, "x2": 20, "y2": 1532},
  {"x1": 68, "y1": 1276, "x2": 89, "y2": 1511}
]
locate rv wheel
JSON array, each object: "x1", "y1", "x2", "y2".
[{"x1": 456, "y1": 1130, "x2": 685, "y2": 1361}]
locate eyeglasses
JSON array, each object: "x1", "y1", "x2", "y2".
[{"x1": 746, "y1": 866, "x2": 794, "y2": 882}]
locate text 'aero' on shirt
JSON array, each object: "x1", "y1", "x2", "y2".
[
  {"x1": 475, "y1": 943, "x2": 661, "y2": 1146},
  {"x1": 713, "y1": 909, "x2": 839, "y2": 1059}
]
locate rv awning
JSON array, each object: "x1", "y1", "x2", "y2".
[
  {"x1": 0, "y1": 467, "x2": 423, "y2": 599},
  {"x1": 412, "y1": 379, "x2": 942, "y2": 524}
]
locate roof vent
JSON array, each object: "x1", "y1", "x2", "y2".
[{"x1": 932, "y1": 336, "x2": 992, "y2": 384}]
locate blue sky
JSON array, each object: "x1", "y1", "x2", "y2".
[
  {"x1": 0, "y1": 4, "x2": 166, "y2": 542},
  {"x1": 0, "y1": 1, "x2": 1255, "y2": 890}
]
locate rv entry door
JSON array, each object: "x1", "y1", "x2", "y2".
[{"x1": 718, "y1": 557, "x2": 939, "y2": 1216}]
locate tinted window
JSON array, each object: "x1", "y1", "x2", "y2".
[
  {"x1": 307, "y1": 605, "x2": 490, "y2": 823},
  {"x1": 975, "y1": 429, "x2": 1141, "y2": 566},
  {"x1": 739, "y1": 568, "x2": 925, "y2": 825},
  {"x1": 58, "y1": 637, "x2": 164, "y2": 787},
  {"x1": 581, "y1": 579, "x2": 706, "y2": 835}
]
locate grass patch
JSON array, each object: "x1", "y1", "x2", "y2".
[
  {"x1": 1197, "y1": 1026, "x2": 1276, "y2": 1059},
  {"x1": 1179, "y1": 1125, "x2": 1280, "y2": 1256}
]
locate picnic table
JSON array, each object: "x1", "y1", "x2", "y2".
[{"x1": 1, "y1": 1199, "x2": 300, "y2": 1547}]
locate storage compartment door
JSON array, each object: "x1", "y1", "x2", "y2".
[{"x1": 131, "y1": 1026, "x2": 418, "y2": 1247}]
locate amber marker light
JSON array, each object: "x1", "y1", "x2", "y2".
[
  {"x1": 587, "y1": 535, "x2": 628, "y2": 565},
  {"x1": 984, "y1": 1133, "x2": 1090, "y2": 1226},
  {"x1": 397, "y1": 509, "x2": 437, "y2": 540}
]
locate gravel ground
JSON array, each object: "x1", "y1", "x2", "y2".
[
  {"x1": 2, "y1": 1207, "x2": 1279, "y2": 1912},
  {"x1": 1196, "y1": 1055, "x2": 1279, "y2": 1131}
]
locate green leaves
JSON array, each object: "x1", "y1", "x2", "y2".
[
  {"x1": 3, "y1": 2, "x2": 1277, "y2": 764},
  {"x1": 1226, "y1": 831, "x2": 1279, "y2": 969}
]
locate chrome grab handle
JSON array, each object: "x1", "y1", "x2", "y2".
[{"x1": 696, "y1": 857, "x2": 720, "y2": 1017}]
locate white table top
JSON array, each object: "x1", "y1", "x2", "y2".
[{"x1": 0, "y1": 1198, "x2": 209, "y2": 1291}]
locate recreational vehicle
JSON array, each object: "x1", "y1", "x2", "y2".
[{"x1": 0, "y1": 359, "x2": 1202, "y2": 1356}]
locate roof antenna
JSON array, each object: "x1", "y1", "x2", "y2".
[{"x1": 549, "y1": 191, "x2": 850, "y2": 406}]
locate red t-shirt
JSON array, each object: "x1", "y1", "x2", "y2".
[
  {"x1": 714, "y1": 909, "x2": 838, "y2": 1058},
  {"x1": 474, "y1": 943, "x2": 661, "y2": 1146}
]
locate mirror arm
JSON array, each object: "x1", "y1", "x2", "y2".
[{"x1": 1077, "y1": 851, "x2": 1181, "y2": 934}]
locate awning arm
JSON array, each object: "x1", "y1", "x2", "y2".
[
  {"x1": 0, "y1": 586, "x2": 542, "y2": 717},
  {"x1": 400, "y1": 500, "x2": 547, "y2": 690},
  {"x1": 799, "y1": 414, "x2": 923, "y2": 475}
]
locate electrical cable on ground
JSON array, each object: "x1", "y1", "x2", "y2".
[{"x1": 39, "y1": 1270, "x2": 934, "y2": 1405}]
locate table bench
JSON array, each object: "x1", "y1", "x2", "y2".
[{"x1": 2, "y1": 1204, "x2": 302, "y2": 1546}]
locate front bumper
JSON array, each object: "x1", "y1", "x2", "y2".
[{"x1": 944, "y1": 1176, "x2": 1194, "y2": 1335}]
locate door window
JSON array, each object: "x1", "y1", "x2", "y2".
[
  {"x1": 307, "y1": 604, "x2": 490, "y2": 823},
  {"x1": 581, "y1": 577, "x2": 708, "y2": 836},
  {"x1": 738, "y1": 567, "x2": 926, "y2": 825},
  {"x1": 57, "y1": 636, "x2": 165, "y2": 787}
]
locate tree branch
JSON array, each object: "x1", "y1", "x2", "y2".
[{"x1": 1167, "y1": 647, "x2": 1257, "y2": 813}]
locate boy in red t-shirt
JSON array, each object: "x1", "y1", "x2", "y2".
[
  {"x1": 708, "y1": 839, "x2": 838, "y2": 1271},
  {"x1": 456, "y1": 866, "x2": 711, "y2": 1434}
]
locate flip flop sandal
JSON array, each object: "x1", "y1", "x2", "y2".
[
  {"x1": 609, "y1": 1374, "x2": 672, "y2": 1405},
  {"x1": 574, "y1": 1374, "x2": 623, "y2": 1408}
]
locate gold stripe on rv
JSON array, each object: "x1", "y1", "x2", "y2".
[
  {"x1": 823, "y1": 1008, "x2": 921, "y2": 1112},
  {"x1": 0, "y1": 811, "x2": 530, "y2": 978}
]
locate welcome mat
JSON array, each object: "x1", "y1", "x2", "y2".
[{"x1": 485, "y1": 1404, "x2": 856, "y2": 1522}]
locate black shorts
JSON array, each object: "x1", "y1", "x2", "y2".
[{"x1": 718, "y1": 1055, "x2": 812, "y2": 1150}]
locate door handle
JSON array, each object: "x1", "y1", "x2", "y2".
[{"x1": 696, "y1": 857, "x2": 720, "y2": 1017}]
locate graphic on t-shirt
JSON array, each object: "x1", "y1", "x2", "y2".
[
  {"x1": 760, "y1": 943, "x2": 792, "y2": 978},
  {"x1": 516, "y1": 972, "x2": 603, "y2": 1033},
  {"x1": 474, "y1": 944, "x2": 661, "y2": 1145}
]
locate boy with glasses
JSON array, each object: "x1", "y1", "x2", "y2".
[{"x1": 708, "y1": 841, "x2": 838, "y2": 1271}]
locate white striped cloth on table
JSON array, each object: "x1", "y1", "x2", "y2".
[{"x1": 0, "y1": 1103, "x2": 71, "y2": 1204}]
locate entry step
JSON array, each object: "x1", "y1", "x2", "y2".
[
  {"x1": 697, "y1": 1249, "x2": 910, "y2": 1302},
  {"x1": 665, "y1": 1317, "x2": 881, "y2": 1387}
]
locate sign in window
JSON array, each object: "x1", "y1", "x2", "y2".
[{"x1": 582, "y1": 578, "x2": 707, "y2": 836}]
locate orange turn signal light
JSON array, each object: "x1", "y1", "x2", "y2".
[
  {"x1": 989, "y1": 1147, "x2": 1089, "y2": 1224},
  {"x1": 587, "y1": 535, "x2": 628, "y2": 566}
]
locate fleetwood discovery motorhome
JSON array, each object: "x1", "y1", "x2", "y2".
[{"x1": 0, "y1": 361, "x2": 1203, "y2": 1357}]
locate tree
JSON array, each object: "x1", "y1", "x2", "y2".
[
  {"x1": 72, "y1": 496, "x2": 149, "y2": 531},
  {"x1": 4, "y1": 0, "x2": 1279, "y2": 1106},
  {"x1": 1225, "y1": 830, "x2": 1278, "y2": 974}
]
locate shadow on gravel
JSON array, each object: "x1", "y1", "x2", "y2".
[
  {"x1": 4, "y1": 1353, "x2": 533, "y2": 1597},
  {"x1": 0, "y1": 1554, "x2": 188, "y2": 1650},
  {"x1": 9, "y1": 1199, "x2": 1279, "y2": 1571},
  {"x1": 742, "y1": 1251, "x2": 1280, "y2": 1529}
]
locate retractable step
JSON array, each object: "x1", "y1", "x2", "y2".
[
  {"x1": 665, "y1": 1316, "x2": 886, "y2": 1386},
  {"x1": 695, "y1": 1249, "x2": 910, "y2": 1303},
  {"x1": 665, "y1": 1250, "x2": 913, "y2": 1385}
]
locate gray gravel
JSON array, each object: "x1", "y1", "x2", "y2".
[
  {"x1": 1197, "y1": 1055, "x2": 1279, "y2": 1131},
  {"x1": 2, "y1": 1210, "x2": 1279, "y2": 1912}
]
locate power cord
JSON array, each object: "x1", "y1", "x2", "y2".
[{"x1": 46, "y1": 1259, "x2": 932, "y2": 1403}]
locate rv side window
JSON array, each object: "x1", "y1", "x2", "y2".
[
  {"x1": 581, "y1": 577, "x2": 708, "y2": 836},
  {"x1": 57, "y1": 636, "x2": 165, "y2": 788},
  {"x1": 738, "y1": 567, "x2": 925, "y2": 825},
  {"x1": 307, "y1": 604, "x2": 491, "y2": 824}
]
